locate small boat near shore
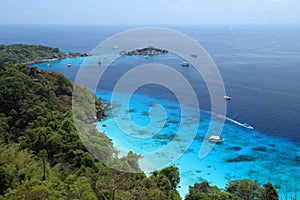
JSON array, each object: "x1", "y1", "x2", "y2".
[
  {"x1": 181, "y1": 61, "x2": 189, "y2": 67},
  {"x1": 208, "y1": 135, "x2": 224, "y2": 143},
  {"x1": 224, "y1": 95, "x2": 232, "y2": 100}
]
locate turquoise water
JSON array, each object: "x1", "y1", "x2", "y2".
[{"x1": 96, "y1": 91, "x2": 300, "y2": 199}]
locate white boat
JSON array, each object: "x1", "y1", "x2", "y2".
[
  {"x1": 217, "y1": 114, "x2": 254, "y2": 130},
  {"x1": 224, "y1": 95, "x2": 232, "y2": 100},
  {"x1": 208, "y1": 135, "x2": 224, "y2": 143},
  {"x1": 67, "y1": 63, "x2": 72, "y2": 67},
  {"x1": 181, "y1": 61, "x2": 189, "y2": 67},
  {"x1": 242, "y1": 123, "x2": 254, "y2": 130}
]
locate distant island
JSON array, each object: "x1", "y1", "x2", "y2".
[
  {"x1": 0, "y1": 44, "x2": 91, "y2": 64},
  {"x1": 119, "y1": 46, "x2": 168, "y2": 56}
]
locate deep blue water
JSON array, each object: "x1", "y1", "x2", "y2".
[{"x1": 1, "y1": 25, "x2": 300, "y2": 198}]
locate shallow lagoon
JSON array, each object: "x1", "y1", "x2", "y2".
[{"x1": 96, "y1": 91, "x2": 300, "y2": 198}]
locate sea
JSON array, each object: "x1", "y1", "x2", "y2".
[{"x1": 1, "y1": 25, "x2": 300, "y2": 199}]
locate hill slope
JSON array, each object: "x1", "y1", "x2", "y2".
[
  {"x1": 0, "y1": 44, "x2": 66, "y2": 64},
  {"x1": 0, "y1": 62, "x2": 181, "y2": 199}
]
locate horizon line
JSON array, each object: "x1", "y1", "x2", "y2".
[{"x1": 1, "y1": 23, "x2": 300, "y2": 27}]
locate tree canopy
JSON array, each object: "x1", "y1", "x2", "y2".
[
  {"x1": 0, "y1": 44, "x2": 66, "y2": 64},
  {"x1": 0, "y1": 62, "x2": 181, "y2": 199}
]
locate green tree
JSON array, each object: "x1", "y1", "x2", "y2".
[
  {"x1": 4, "y1": 179, "x2": 66, "y2": 200},
  {"x1": 226, "y1": 179, "x2": 263, "y2": 200},
  {"x1": 0, "y1": 167, "x2": 16, "y2": 195},
  {"x1": 66, "y1": 176, "x2": 97, "y2": 200},
  {"x1": 262, "y1": 182, "x2": 278, "y2": 200},
  {"x1": 37, "y1": 149, "x2": 48, "y2": 180},
  {"x1": 95, "y1": 167, "x2": 132, "y2": 200},
  {"x1": 185, "y1": 181, "x2": 235, "y2": 200},
  {"x1": 160, "y1": 166, "x2": 180, "y2": 189}
]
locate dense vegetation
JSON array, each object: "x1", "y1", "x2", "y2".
[
  {"x1": 0, "y1": 62, "x2": 181, "y2": 199},
  {"x1": 0, "y1": 52, "x2": 279, "y2": 199},
  {"x1": 0, "y1": 44, "x2": 66, "y2": 64},
  {"x1": 185, "y1": 180, "x2": 278, "y2": 200}
]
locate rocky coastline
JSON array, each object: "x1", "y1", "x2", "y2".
[{"x1": 22, "y1": 52, "x2": 92, "y2": 65}]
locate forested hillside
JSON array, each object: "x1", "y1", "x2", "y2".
[
  {"x1": 0, "y1": 62, "x2": 181, "y2": 199},
  {"x1": 0, "y1": 44, "x2": 66, "y2": 64}
]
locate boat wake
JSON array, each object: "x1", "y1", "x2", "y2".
[{"x1": 217, "y1": 114, "x2": 254, "y2": 130}]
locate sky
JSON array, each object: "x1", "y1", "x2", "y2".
[{"x1": 0, "y1": 0, "x2": 300, "y2": 25}]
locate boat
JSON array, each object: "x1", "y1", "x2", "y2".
[
  {"x1": 181, "y1": 61, "x2": 189, "y2": 67},
  {"x1": 242, "y1": 123, "x2": 254, "y2": 130},
  {"x1": 216, "y1": 114, "x2": 254, "y2": 130},
  {"x1": 47, "y1": 63, "x2": 52, "y2": 67},
  {"x1": 144, "y1": 55, "x2": 150, "y2": 59},
  {"x1": 224, "y1": 95, "x2": 232, "y2": 100},
  {"x1": 191, "y1": 54, "x2": 197, "y2": 58},
  {"x1": 208, "y1": 135, "x2": 224, "y2": 143},
  {"x1": 98, "y1": 60, "x2": 102, "y2": 65},
  {"x1": 67, "y1": 63, "x2": 72, "y2": 67}
]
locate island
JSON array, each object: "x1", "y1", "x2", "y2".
[
  {"x1": 0, "y1": 44, "x2": 91, "y2": 64},
  {"x1": 119, "y1": 46, "x2": 168, "y2": 56}
]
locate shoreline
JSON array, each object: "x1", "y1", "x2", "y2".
[{"x1": 21, "y1": 53, "x2": 93, "y2": 65}]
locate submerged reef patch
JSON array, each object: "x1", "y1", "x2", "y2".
[
  {"x1": 227, "y1": 155, "x2": 256, "y2": 162},
  {"x1": 252, "y1": 147, "x2": 267, "y2": 152},
  {"x1": 227, "y1": 146, "x2": 242, "y2": 151}
]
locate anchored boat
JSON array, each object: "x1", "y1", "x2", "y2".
[
  {"x1": 224, "y1": 95, "x2": 232, "y2": 100},
  {"x1": 208, "y1": 135, "x2": 224, "y2": 143},
  {"x1": 181, "y1": 61, "x2": 189, "y2": 67}
]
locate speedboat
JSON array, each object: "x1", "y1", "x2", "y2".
[
  {"x1": 181, "y1": 61, "x2": 189, "y2": 67},
  {"x1": 67, "y1": 63, "x2": 72, "y2": 67},
  {"x1": 224, "y1": 95, "x2": 232, "y2": 100},
  {"x1": 243, "y1": 123, "x2": 254, "y2": 130},
  {"x1": 208, "y1": 135, "x2": 224, "y2": 143}
]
